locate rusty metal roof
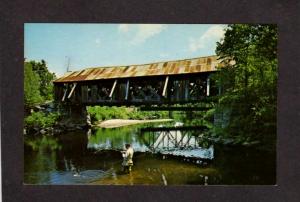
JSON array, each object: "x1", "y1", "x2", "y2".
[{"x1": 54, "y1": 55, "x2": 223, "y2": 83}]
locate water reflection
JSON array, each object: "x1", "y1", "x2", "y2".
[
  {"x1": 87, "y1": 123, "x2": 213, "y2": 160},
  {"x1": 87, "y1": 126, "x2": 148, "y2": 152},
  {"x1": 143, "y1": 130, "x2": 213, "y2": 159},
  {"x1": 24, "y1": 122, "x2": 276, "y2": 185},
  {"x1": 24, "y1": 136, "x2": 61, "y2": 184}
]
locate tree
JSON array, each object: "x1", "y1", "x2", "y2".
[
  {"x1": 215, "y1": 24, "x2": 277, "y2": 149},
  {"x1": 24, "y1": 60, "x2": 57, "y2": 108},
  {"x1": 30, "y1": 60, "x2": 56, "y2": 100},
  {"x1": 24, "y1": 62, "x2": 43, "y2": 107}
]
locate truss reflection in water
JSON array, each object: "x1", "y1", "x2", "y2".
[
  {"x1": 87, "y1": 127, "x2": 214, "y2": 160},
  {"x1": 143, "y1": 130, "x2": 214, "y2": 160}
]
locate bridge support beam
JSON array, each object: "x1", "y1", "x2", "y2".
[
  {"x1": 162, "y1": 76, "x2": 169, "y2": 97},
  {"x1": 206, "y1": 77, "x2": 210, "y2": 96},
  {"x1": 67, "y1": 83, "x2": 77, "y2": 99},
  {"x1": 109, "y1": 79, "x2": 118, "y2": 98},
  {"x1": 125, "y1": 79, "x2": 130, "y2": 100},
  {"x1": 61, "y1": 84, "x2": 68, "y2": 101}
]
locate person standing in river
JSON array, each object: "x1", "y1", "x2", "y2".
[{"x1": 121, "y1": 144, "x2": 134, "y2": 173}]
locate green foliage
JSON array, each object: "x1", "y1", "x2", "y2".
[
  {"x1": 30, "y1": 60, "x2": 56, "y2": 100},
  {"x1": 24, "y1": 62, "x2": 43, "y2": 107},
  {"x1": 25, "y1": 135, "x2": 62, "y2": 151},
  {"x1": 24, "y1": 60, "x2": 56, "y2": 108},
  {"x1": 87, "y1": 106, "x2": 127, "y2": 121},
  {"x1": 214, "y1": 24, "x2": 277, "y2": 149},
  {"x1": 87, "y1": 106, "x2": 169, "y2": 123},
  {"x1": 25, "y1": 111, "x2": 61, "y2": 129},
  {"x1": 203, "y1": 108, "x2": 215, "y2": 120}
]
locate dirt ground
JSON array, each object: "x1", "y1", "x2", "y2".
[{"x1": 95, "y1": 119, "x2": 173, "y2": 128}]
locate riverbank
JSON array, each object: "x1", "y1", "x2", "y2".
[{"x1": 94, "y1": 119, "x2": 173, "y2": 128}]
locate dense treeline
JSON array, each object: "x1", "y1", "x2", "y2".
[{"x1": 213, "y1": 24, "x2": 277, "y2": 150}]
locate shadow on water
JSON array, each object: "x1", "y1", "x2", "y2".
[{"x1": 24, "y1": 121, "x2": 275, "y2": 185}]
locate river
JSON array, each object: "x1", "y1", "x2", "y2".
[{"x1": 24, "y1": 121, "x2": 275, "y2": 185}]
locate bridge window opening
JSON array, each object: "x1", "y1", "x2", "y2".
[
  {"x1": 129, "y1": 78, "x2": 164, "y2": 103},
  {"x1": 81, "y1": 85, "x2": 88, "y2": 103},
  {"x1": 54, "y1": 84, "x2": 65, "y2": 101},
  {"x1": 168, "y1": 79, "x2": 191, "y2": 102},
  {"x1": 74, "y1": 83, "x2": 82, "y2": 103},
  {"x1": 91, "y1": 85, "x2": 98, "y2": 102},
  {"x1": 114, "y1": 80, "x2": 127, "y2": 101},
  {"x1": 97, "y1": 83, "x2": 111, "y2": 101},
  {"x1": 131, "y1": 82, "x2": 145, "y2": 102},
  {"x1": 188, "y1": 77, "x2": 207, "y2": 100},
  {"x1": 96, "y1": 84, "x2": 101, "y2": 101},
  {"x1": 87, "y1": 86, "x2": 92, "y2": 102}
]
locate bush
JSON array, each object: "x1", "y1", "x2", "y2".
[
  {"x1": 87, "y1": 106, "x2": 169, "y2": 123},
  {"x1": 25, "y1": 111, "x2": 60, "y2": 129}
]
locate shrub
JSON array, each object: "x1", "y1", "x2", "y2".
[
  {"x1": 25, "y1": 111, "x2": 60, "y2": 129},
  {"x1": 87, "y1": 106, "x2": 169, "y2": 123}
]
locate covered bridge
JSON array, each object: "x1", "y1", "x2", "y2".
[{"x1": 53, "y1": 55, "x2": 223, "y2": 106}]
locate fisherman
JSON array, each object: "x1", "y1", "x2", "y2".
[{"x1": 121, "y1": 144, "x2": 134, "y2": 173}]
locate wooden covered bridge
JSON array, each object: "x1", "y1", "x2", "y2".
[{"x1": 53, "y1": 55, "x2": 223, "y2": 107}]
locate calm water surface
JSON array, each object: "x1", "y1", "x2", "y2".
[{"x1": 24, "y1": 122, "x2": 275, "y2": 185}]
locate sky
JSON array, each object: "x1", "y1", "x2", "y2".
[{"x1": 25, "y1": 24, "x2": 227, "y2": 77}]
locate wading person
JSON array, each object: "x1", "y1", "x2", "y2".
[{"x1": 121, "y1": 144, "x2": 134, "y2": 173}]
